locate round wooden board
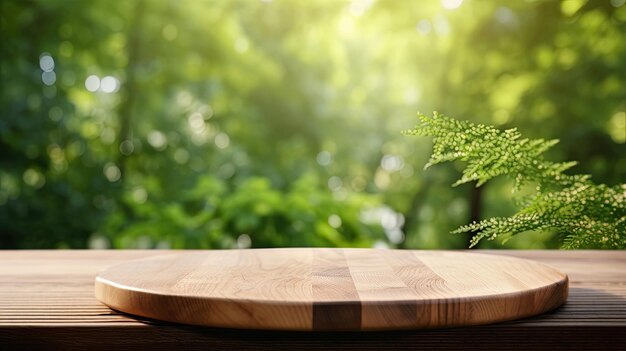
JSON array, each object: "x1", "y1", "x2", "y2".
[{"x1": 95, "y1": 249, "x2": 568, "y2": 331}]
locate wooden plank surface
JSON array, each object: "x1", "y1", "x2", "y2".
[
  {"x1": 1, "y1": 250, "x2": 625, "y2": 350},
  {"x1": 94, "y1": 249, "x2": 568, "y2": 331}
]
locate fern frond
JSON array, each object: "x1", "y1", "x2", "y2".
[{"x1": 405, "y1": 112, "x2": 626, "y2": 249}]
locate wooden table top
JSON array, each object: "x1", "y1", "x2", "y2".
[
  {"x1": 1, "y1": 250, "x2": 625, "y2": 350},
  {"x1": 95, "y1": 249, "x2": 568, "y2": 331}
]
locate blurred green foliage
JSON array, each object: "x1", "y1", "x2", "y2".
[{"x1": 1, "y1": 0, "x2": 625, "y2": 249}]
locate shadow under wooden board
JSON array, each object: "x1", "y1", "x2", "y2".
[{"x1": 95, "y1": 248, "x2": 568, "y2": 331}]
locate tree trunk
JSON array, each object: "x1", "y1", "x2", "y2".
[{"x1": 117, "y1": 0, "x2": 145, "y2": 180}]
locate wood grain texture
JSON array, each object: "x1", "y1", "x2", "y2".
[
  {"x1": 93, "y1": 249, "x2": 568, "y2": 331},
  {"x1": 1, "y1": 250, "x2": 625, "y2": 351}
]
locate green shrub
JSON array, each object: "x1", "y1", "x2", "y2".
[{"x1": 101, "y1": 174, "x2": 385, "y2": 249}]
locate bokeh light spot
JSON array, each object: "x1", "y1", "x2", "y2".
[
  {"x1": 132, "y1": 187, "x2": 148, "y2": 204},
  {"x1": 416, "y1": 20, "x2": 432, "y2": 35},
  {"x1": 100, "y1": 76, "x2": 119, "y2": 93},
  {"x1": 328, "y1": 176, "x2": 343, "y2": 191},
  {"x1": 381, "y1": 155, "x2": 404, "y2": 172},
  {"x1": 39, "y1": 53, "x2": 55, "y2": 72},
  {"x1": 374, "y1": 169, "x2": 390, "y2": 189},
  {"x1": 119, "y1": 140, "x2": 135, "y2": 155},
  {"x1": 174, "y1": 148, "x2": 190, "y2": 164},
  {"x1": 328, "y1": 214, "x2": 342, "y2": 228},
  {"x1": 316, "y1": 151, "x2": 332, "y2": 166},
  {"x1": 85, "y1": 75, "x2": 100, "y2": 92},
  {"x1": 218, "y1": 163, "x2": 235, "y2": 179},
  {"x1": 611, "y1": 0, "x2": 625, "y2": 7},
  {"x1": 148, "y1": 130, "x2": 168, "y2": 150},
  {"x1": 441, "y1": 0, "x2": 463, "y2": 10},
  {"x1": 433, "y1": 15, "x2": 451, "y2": 35},
  {"x1": 103, "y1": 162, "x2": 121, "y2": 182},
  {"x1": 162, "y1": 24, "x2": 178, "y2": 41},
  {"x1": 88, "y1": 234, "x2": 110, "y2": 249},
  {"x1": 495, "y1": 7, "x2": 516, "y2": 25},
  {"x1": 608, "y1": 111, "x2": 626, "y2": 143},
  {"x1": 235, "y1": 37, "x2": 249, "y2": 53},
  {"x1": 100, "y1": 127, "x2": 116, "y2": 144},
  {"x1": 23, "y1": 168, "x2": 45, "y2": 188},
  {"x1": 176, "y1": 91, "x2": 193, "y2": 107},
  {"x1": 215, "y1": 133, "x2": 230, "y2": 149},
  {"x1": 42, "y1": 71, "x2": 56, "y2": 86},
  {"x1": 237, "y1": 234, "x2": 252, "y2": 249},
  {"x1": 188, "y1": 112, "x2": 206, "y2": 133},
  {"x1": 373, "y1": 240, "x2": 389, "y2": 249},
  {"x1": 348, "y1": 0, "x2": 373, "y2": 17}
]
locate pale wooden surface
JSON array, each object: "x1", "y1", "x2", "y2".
[
  {"x1": 95, "y1": 249, "x2": 568, "y2": 330},
  {"x1": 1, "y1": 250, "x2": 625, "y2": 350}
]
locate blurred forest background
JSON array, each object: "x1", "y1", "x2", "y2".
[{"x1": 1, "y1": 0, "x2": 625, "y2": 250}]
